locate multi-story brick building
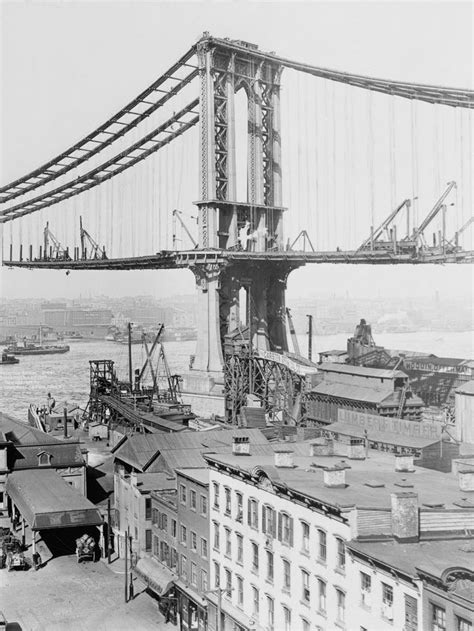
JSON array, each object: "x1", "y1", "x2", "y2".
[{"x1": 204, "y1": 437, "x2": 473, "y2": 631}]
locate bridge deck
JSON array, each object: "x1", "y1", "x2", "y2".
[{"x1": 3, "y1": 248, "x2": 474, "y2": 270}]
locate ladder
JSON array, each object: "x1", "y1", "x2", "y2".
[{"x1": 397, "y1": 385, "x2": 408, "y2": 418}]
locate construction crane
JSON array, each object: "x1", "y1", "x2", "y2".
[
  {"x1": 43, "y1": 222, "x2": 70, "y2": 260},
  {"x1": 80, "y1": 216, "x2": 106, "y2": 259},
  {"x1": 407, "y1": 181, "x2": 456, "y2": 249},
  {"x1": 172, "y1": 209, "x2": 197, "y2": 249},
  {"x1": 453, "y1": 216, "x2": 474, "y2": 248},
  {"x1": 286, "y1": 307, "x2": 301, "y2": 356},
  {"x1": 358, "y1": 198, "x2": 411, "y2": 251}
]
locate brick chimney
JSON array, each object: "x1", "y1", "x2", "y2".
[
  {"x1": 232, "y1": 435, "x2": 250, "y2": 456},
  {"x1": 391, "y1": 492, "x2": 419, "y2": 542},
  {"x1": 395, "y1": 454, "x2": 415, "y2": 473},
  {"x1": 458, "y1": 467, "x2": 474, "y2": 492},
  {"x1": 310, "y1": 438, "x2": 332, "y2": 457},
  {"x1": 274, "y1": 447, "x2": 294, "y2": 468},
  {"x1": 323, "y1": 463, "x2": 349, "y2": 488}
]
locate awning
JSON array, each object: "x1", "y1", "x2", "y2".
[
  {"x1": 5, "y1": 469, "x2": 103, "y2": 530},
  {"x1": 133, "y1": 556, "x2": 176, "y2": 596},
  {"x1": 174, "y1": 578, "x2": 208, "y2": 608}
]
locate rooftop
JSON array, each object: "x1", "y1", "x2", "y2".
[
  {"x1": 318, "y1": 363, "x2": 407, "y2": 379},
  {"x1": 206, "y1": 445, "x2": 472, "y2": 512},
  {"x1": 135, "y1": 472, "x2": 176, "y2": 492},
  {"x1": 348, "y1": 538, "x2": 474, "y2": 584},
  {"x1": 322, "y1": 421, "x2": 440, "y2": 449},
  {"x1": 0, "y1": 412, "x2": 67, "y2": 446},
  {"x1": 175, "y1": 467, "x2": 209, "y2": 485},
  {"x1": 310, "y1": 380, "x2": 394, "y2": 405},
  {"x1": 456, "y1": 380, "x2": 474, "y2": 395}
]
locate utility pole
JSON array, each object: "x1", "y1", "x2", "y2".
[
  {"x1": 204, "y1": 587, "x2": 234, "y2": 631},
  {"x1": 128, "y1": 322, "x2": 133, "y2": 389},
  {"x1": 107, "y1": 498, "x2": 112, "y2": 564},
  {"x1": 128, "y1": 531, "x2": 134, "y2": 601},
  {"x1": 307, "y1": 314, "x2": 313, "y2": 361},
  {"x1": 124, "y1": 528, "x2": 128, "y2": 603}
]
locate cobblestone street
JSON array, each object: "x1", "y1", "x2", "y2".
[{"x1": 2, "y1": 554, "x2": 174, "y2": 630}]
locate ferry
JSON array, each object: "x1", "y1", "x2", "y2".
[{"x1": 1, "y1": 352, "x2": 19, "y2": 365}]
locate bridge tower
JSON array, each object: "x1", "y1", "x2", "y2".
[{"x1": 184, "y1": 36, "x2": 300, "y2": 413}]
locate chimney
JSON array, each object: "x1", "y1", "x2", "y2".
[
  {"x1": 310, "y1": 438, "x2": 332, "y2": 457},
  {"x1": 274, "y1": 448, "x2": 294, "y2": 468},
  {"x1": 395, "y1": 454, "x2": 415, "y2": 473},
  {"x1": 323, "y1": 463, "x2": 349, "y2": 488},
  {"x1": 458, "y1": 467, "x2": 474, "y2": 492},
  {"x1": 391, "y1": 492, "x2": 419, "y2": 542},
  {"x1": 232, "y1": 435, "x2": 250, "y2": 456}
]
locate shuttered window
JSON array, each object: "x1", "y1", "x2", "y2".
[{"x1": 278, "y1": 511, "x2": 294, "y2": 546}]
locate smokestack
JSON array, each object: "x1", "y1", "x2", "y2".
[{"x1": 232, "y1": 436, "x2": 250, "y2": 456}]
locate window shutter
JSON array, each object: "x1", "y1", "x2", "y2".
[
  {"x1": 262, "y1": 505, "x2": 266, "y2": 534},
  {"x1": 277, "y1": 512, "x2": 282, "y2": 541},
  {"x1": 247, "y1": 499, "x2": 252, "y2": 526},
  {"x1": 289, "y1": 516, "x2": 294, "y2": 547},
  {"x1": 272, "y1": 510, "x2": 277, "y2": 538}
]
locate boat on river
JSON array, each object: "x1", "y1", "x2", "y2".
[
  {"x1": 4, "y1": 341, "x2": 70, "y2": 356},
  {"x1": 1, "y1": 352, "x2": 19, "y2": 365}
]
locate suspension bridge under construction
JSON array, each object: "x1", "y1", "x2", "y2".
[{"x1": 1, "y1": 33, "x2": 473, "y2": 416}]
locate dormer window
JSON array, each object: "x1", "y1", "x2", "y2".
[{"x1": 37, "y1": 451, "x2": 52, "y2": 466}]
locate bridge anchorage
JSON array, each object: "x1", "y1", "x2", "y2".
[{"x1": 1, "y1": 33, "x2": 473, "y2": 418}]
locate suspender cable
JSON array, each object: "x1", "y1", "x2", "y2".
[
  {"x1": 434, "y1": 105, "x2": 441, "y2": 194},
  {"x1": 389, "y1": 92, "x2": 397, "y2": 211},
  {"x1": 410, "y1": 99, "x2": 418, "y2": 230},
  {"x1": 331, "y1": 81, "x2": 336, "y2": 249},
  {"x1": 367, "y1": 91, "x2": 375, "y2": 231}
]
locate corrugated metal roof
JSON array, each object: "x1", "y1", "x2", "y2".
[
  {"x1": 5, "y1": 469, "x2": 102, "y2": 530},
  {"x1": 310, "y1": 381, "x2": 391, "y2": 404},
  {"x1": 456, "y1": 380, "x2": 474, "y2": 395},
  {"x1": 319, "y1": 363, "x2": 406, "y2": 379}
]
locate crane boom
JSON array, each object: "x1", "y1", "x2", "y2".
[
  {"x1": 411, "y1": 181, "x2": 456, "y2": 240},
  {"x1": 172, "y1": 209, "x2": 197, "y2": 248},
  {"x1": 286, "y1": 307, "x2": 301, "y2": 356},
  {"x1": 358, "y1": 199, "x2": 410, "y2": 250}
]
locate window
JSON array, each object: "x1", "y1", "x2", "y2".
[
  {"x1": 224, "y1": 487, "x2": 231, "y2": 515},
  {"x1": 336, "y1": 589, "x2": 346, "y2": 623},
  {"x1": 160, "y1": 513, "x2": 168, "y2": 532},
  {"x1": 283, "y1": 606, "x2": 291, "y2": 631},
  {"x1": 405, "y1": 594, "x2": 418, "y2": 631},
  {"x1": 266, "y1": 550, "x2": 274, "y2": 582},
  {"x1": 170, "y1": 547, "x2": 178, "y2": 570},
  {"x1": 301, "y1": 521, "x2": 310, "y2": 552},
  {"x1": 145, "y1": 529, "x2": 152, "y2": 551},
  {"x1": 361, "y1": 572, "x2": 371, "y2": 607},
  {"x1": 278, "y1": 512, "x2": 293, "y2": 546},
  {"x1": 262, "y1": 505, "x2": 276, "y2": 537},
  {"x1": 180, "y1": 484, "x2": 187, "y2": 505},
  {"x1": 282, "y1": 559, "x2": 291, "y2": 590},
  {"x1": 236, "y1": 492, "x2": 243, "y2": 522},
  {"x1": 152, "y1": 508, "x2": 159, "y2": 526},
  {"x1": 201, "y1": 569, "x2": 208, "y2": 592},
  {"x1": 317, "y1": 529, "x2": 327, "y2": 561},
  {"x1": 180, "y1": 525, "x2": 187, "y2": 545},
  {"x1": 252, "y1": 586, "x2": 259, "y2": 615},
  {"x1": 251, "y1": 542, "x2": 259, "y2": 573},
  {"x1": 318, "y1": 579, "x2": 326, "y2": 612},
  {"x1": 432, "y1": 605, "x2": 446, "y2": 631},
  {"x1": 225, "y1": 568, "x2": 232, "y2": 597},
  {"x1": 301, "y1": 569, "x2": 310, "y2": 603},
  {"x1": 382, "y1": 583, "x2": 394, "y2": 606},
  {"x1": 213, "y1": 521, "x2": 220, "y2": 551},
  {"x1": 336, "y1": 537, "x2": 346, "y2": 570},
  {"x1": 153, "y1": 535, "x2": 159, "y2": 557},
  {"x1": 457, "y1": 616, "x2": 472, "y2": 631},
  {"x1": 248, "y1": 498, "x2": 258, "y2": 529},
  {"x1": 191, "y1": 531, "x2": 197, "y2": 552},
  {"x1": 180, "y1": 554, "x2": 187, "y2": 580},
  {"x1": 171, "y1": 519, "x2": 177, "y2": 538},
  {"x1": 213, "y1": 482, "x2": 219, "y2": 509},
  {"x1": 145, "y1": 498, "x2": 152, "y2": 520},
  {"x1": 301, "y1": 619, "x2": 310, "y2": 631},
  {"x1": 200, "y1": 494, "x2": 208, "y2": 516},
  {"x1": 236, "y1": 533, "x2": 243, "y2": 563},
  {"x1": 225, "y1": 527, "x2": 231, "y2": 557},
  {"x1": 266, "y1": 596, "x2": 274, "y2": 629},
  {"x1": 191, "y1": 562, "x2": 197, "y2": 587},
  {"x1": 201, "y1": 537, "x2": 208, "y2": 559},
  {"x1": 38, "y1": 451, "x2": 52, "y2": 466},
  {"x1": 190, "y1": 489, "x2": 197, "y2": 510},
  {"x1": 213, "y1": 561, "x2": 220, "y2": 588},
  {"x1": 236, "y1": 575, "x2": 244, "y2": 606},
  {"x1": 160, "y1": 541, "x2": 170, "y2": 565}
]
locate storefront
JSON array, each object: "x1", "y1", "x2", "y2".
[
  {"x1": 133, "y1": 556, "x2": 178, "y2": 624},
  {"x1": 174, "y1": 579, "x2": 207, "y2": 631}
]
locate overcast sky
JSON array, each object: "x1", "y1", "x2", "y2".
[{"x1": 0, "y1": 0, "x2": 473, "y2": 301}]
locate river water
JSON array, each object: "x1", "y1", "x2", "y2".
[{"x1": 1, "y1": 330, "x2": 473, "y2": 420}]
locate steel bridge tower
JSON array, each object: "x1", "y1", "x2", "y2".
[{"x1": 183, "y1": 36, "x2": 301, "y2": 411}]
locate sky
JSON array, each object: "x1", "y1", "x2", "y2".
[{"x1": 0, "y1": 0, "x2": 473, "y2": 301}]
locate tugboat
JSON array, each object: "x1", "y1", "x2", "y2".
[
  {"x1": 4, "y1": 327, "x2": 70, "y2": 356},
  {"x1": 1, "y1": 351, "x2": 19, "y2": 365}
]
